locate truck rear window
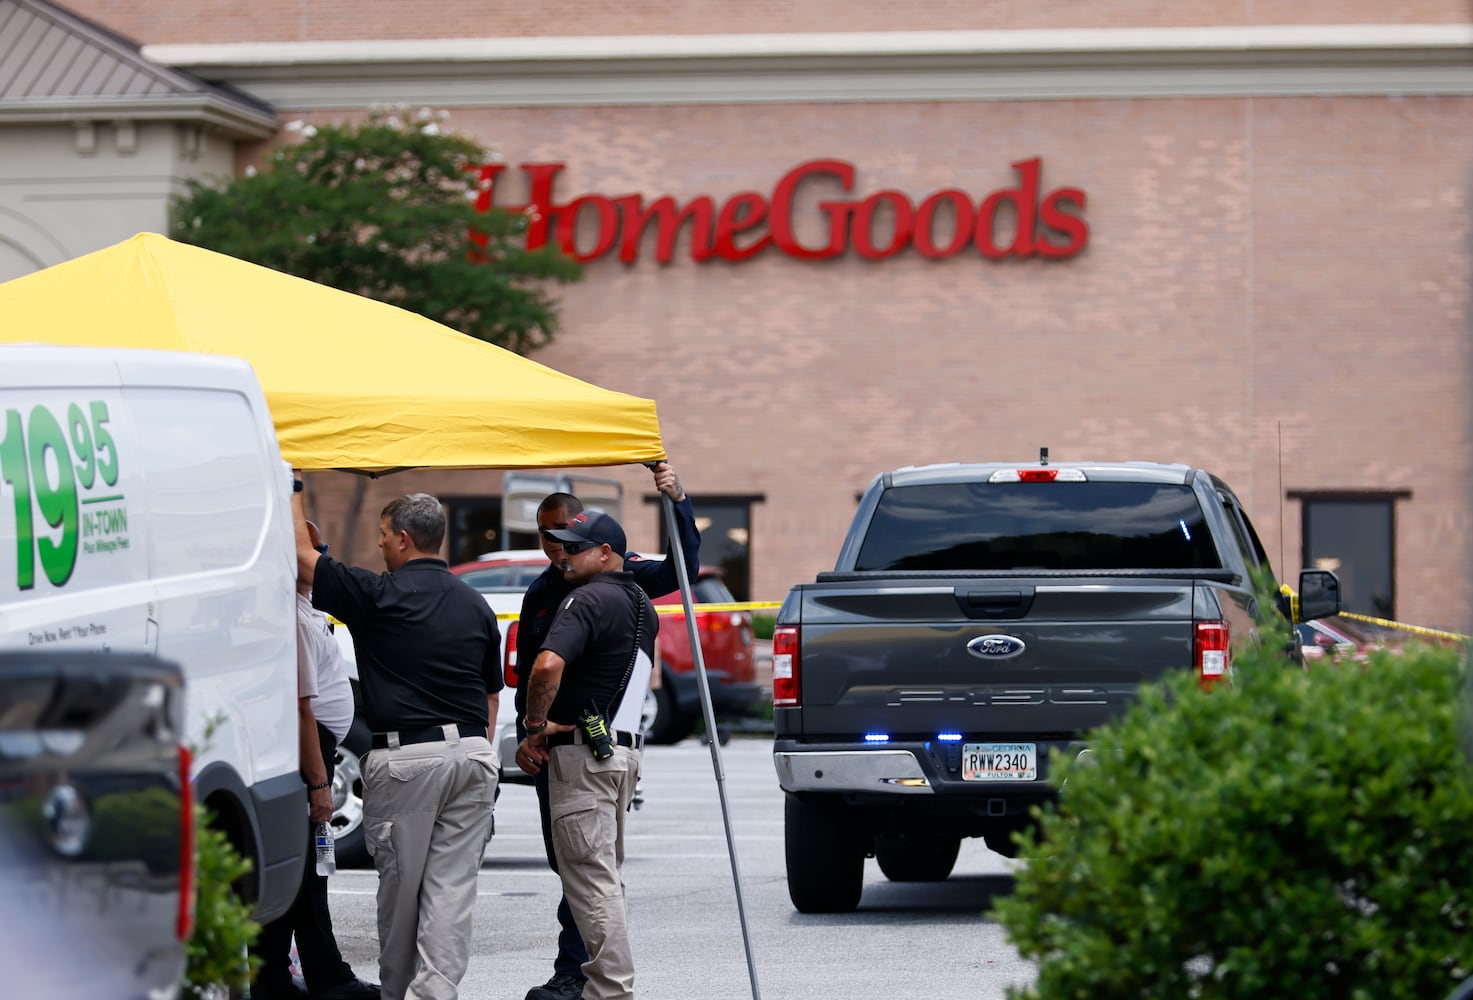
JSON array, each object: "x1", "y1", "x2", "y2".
[{"x1": 854, "y1": 482, "x2": 1222, "y2": 571}]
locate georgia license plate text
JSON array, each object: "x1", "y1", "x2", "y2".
[{"x1": 962, "y1": 742, "x2": 1037, "y2": 781}]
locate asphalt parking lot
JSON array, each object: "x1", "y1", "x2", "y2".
[{"x1": 322, "y1": 736, "x2": 1036, "y2": 1000}]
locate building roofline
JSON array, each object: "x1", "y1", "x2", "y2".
[
  {"x1": 141, "y1": 24, "x2": 1473, "y2": 109},
  {"x1": 143, "y1": 24, "x2": 1473, "y2": 65},
  {"x1": 0, "y1": 93, "x2": 278, "y2": 135},
  {"x1": 2, "y1": 0, "x2": 277, "y2": 136}
]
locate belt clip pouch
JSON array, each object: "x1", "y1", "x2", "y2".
[{"x1": 580, "y1": 711, "x2": 615, "y2": 761}]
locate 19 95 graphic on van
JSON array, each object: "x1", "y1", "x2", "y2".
[
  {"x1": 1, "y1": 399, "x2": 126, "y2": 590},
  {"x1": 0, "y1": 345, "x2": 308, "y2": 927}
]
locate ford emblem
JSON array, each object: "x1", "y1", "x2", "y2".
[{"x1": 967, "y1": 634, "x2": 1026, "y2": 659}]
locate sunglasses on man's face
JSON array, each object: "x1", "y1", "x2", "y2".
[{"x1": 558, "y1": 539, "x2": 601, "y2": 555}]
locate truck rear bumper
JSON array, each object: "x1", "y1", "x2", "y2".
[
  {"x1": 775, "y1": 737, "x2": 1090, "y2": 797},
  {"x1": 774, "y1": 748, "x2": 934, "y2": 794}
]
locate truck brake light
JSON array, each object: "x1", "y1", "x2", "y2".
[
  {"x1": 988, "y1": 468, "x2": 1088, "y2": 483},
  {"x1": 177, "y1": 745, "x2": 195, "y2": 942},
  {"x1": 772, "y1": 625, "x2": 800, "y2": 707},
  {"x1": 504, "y1": 620, "x2": 519, "y2": 688},
  {"x1": 1195, "y1": 620, "x2": 1230, "y2": 690}
]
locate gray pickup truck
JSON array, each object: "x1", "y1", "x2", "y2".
[
  {"x1": 0, "y1": 650, "x2": 190, "y2": 996},
  {"x1": 771, "y1": 458, "x2": 1340, "y2": 912}
]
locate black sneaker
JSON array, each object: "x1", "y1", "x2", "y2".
[
  {"x1": 525, "y1": 972, "x2": 585, "y2": 1000},
  {"x1": 312, "y1": 976, "x2": 382, "y2": 1000}
]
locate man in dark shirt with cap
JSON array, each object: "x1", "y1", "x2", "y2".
[
  {"x1": 518, "y1": 510, "x2": 657, "y2": 1000},
  {"x1": 292, "y1": 484, "x2": 500, "y2": 1000},
  {"x1": 512, "y1": 462, "x2": 698, "y2": 1000}
]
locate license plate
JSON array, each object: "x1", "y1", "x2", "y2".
[{"x1": 962, "y1": 742, "x2": 1037, "y2": 781}]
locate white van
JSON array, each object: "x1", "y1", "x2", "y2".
[{"x1": 0, "y1": 344, "x2": 305, "y2": 922}]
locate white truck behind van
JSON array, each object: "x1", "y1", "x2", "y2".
[{"x1": 0, "y1": 344, "x2": 305, "y2": 922}]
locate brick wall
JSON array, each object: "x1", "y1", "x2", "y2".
[
  {"x1": 272, "y1": 92, "x2": 1473, "y2": 629},
  {"x1": 47, "y1": 0, "x2": 1473, "y2": 628}
]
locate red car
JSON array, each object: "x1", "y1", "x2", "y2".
[
  {"x1": 646, "y1": 567, "x2": 761, "y2": 744},
  {"x1": 450, "y1": 552, "x2": 761, "y2": 744},
  {"x1": 1297, "y1": 615, "x2": 1461, "y2": 664}
]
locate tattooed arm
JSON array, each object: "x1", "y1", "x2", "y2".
[
  {"x1": 516, "y1": 649, "x2": 573, "y2": 775},
  {"x1": 524, "y1": 648, "x2": 564, "y2": 725}
]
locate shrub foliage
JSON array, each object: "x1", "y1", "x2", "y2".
[
  {"x1": 181, "y1": 806, "x2": 260, "y2": 998},
  {"x1": 993, "y1": 640, "x2": 1473, "y2": 1000}
]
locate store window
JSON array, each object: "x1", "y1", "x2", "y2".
[
  {"x1": 1291, "y1": 491, "x2": 1409, "y2": 619},
  {"x1": 444, "y1": 495, "x2": 503, "y2": 565},
  {"x1": 649, "y1": 494, "x2": 764, "y2": 602}
]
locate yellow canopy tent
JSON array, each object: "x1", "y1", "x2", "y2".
[
  {"x1": 0, "y1": 233, "x2": 761, "y2": 995},
  {"x1": 0, "y1": 232, "x2": 665, "y2": 473}
]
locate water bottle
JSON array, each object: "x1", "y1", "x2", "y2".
[{"x1": 314, "y1": 820, "x2": 336, "y2": 876}]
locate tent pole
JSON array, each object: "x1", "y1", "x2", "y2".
[{"x1": 661, "y1": 490, "x2": 762, "y2": 1000}]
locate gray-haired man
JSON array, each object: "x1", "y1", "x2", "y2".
[{"x1": 293, "y1": 486, "x2": 501, "y2": 1000}]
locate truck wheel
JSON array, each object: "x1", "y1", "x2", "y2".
[
  {"x1": 785, "y1": 797, "x2": 863, "y2": 913},
  {"x1": 331, "y1": 718, "x2": 372, "y2": 869},
  {"x1": 644, "y1": 682, "x2": 693, "y2": 746},
  {"x1": 874, "y1": 832, "x2": 961, "y2": 882}
]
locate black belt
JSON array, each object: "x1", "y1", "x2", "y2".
[
  {"x1": 371, "y1": 724, "x2": 487, "y2": 749},
  {"x1": 546, "y1": 729, "x2": 643, "y2": 750}
]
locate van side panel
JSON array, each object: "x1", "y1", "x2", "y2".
[
  {"x1": 0, "y1": 381, "x2": 157, "y2": 651},
  {"x1": 126, "y1": 385, "x2": 296, "y2": 788},
  {"x1": 0, "y1": 346, "x2": 303, "y2": 922}
]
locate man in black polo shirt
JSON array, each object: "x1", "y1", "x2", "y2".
[
  {"x1": 292, "y1": 485, "x2": 500, "y2": 1000},
  {"x1": 518, "y1": 511, "x2": 656, "y2": 1000},
  {"x1": 512, "y1": 462, "x2": 698, "y2": 1000}
]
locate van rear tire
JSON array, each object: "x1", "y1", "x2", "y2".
[{"x1": 785, "y1": 797, "x2": 863, "y2": 913}]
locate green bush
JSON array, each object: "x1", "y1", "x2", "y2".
[
  {"x1": 90, "y1": 786, "x2": 182, "y2": 872},
  {"x1": 993, "y1": 640, "x2": 1473, "y2": 1000},
  {"x1": 751, "y1": 611, "x2": 775, "y2": 641},
  {"x1": 181, "y1": 806, "x2": 260, "y2": 999}
]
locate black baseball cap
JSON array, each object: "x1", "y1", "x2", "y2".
[{"x1": 544, "y1": 511, "x2": 627, "y2": 555}]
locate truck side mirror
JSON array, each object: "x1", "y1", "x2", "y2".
[{"x1": 1297, "y1": 569, "x2": 1342, "y2": 622}]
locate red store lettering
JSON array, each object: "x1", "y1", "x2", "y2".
[{"x1": 469, "y1": 157, "x2": 1088, "y2": 264}]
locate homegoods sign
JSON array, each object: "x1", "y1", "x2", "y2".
[{"x1": 470, "y1": 158, "x2": 1087, "y2": 264}]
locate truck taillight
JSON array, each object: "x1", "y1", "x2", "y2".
[
  {"x1": 504, "y1": 620, "x2": 519, "y2": 688},
  {"x1": 771, "y1": 625, "x2": 800, "y2": 707},
  {"x1": 1195, "y1": 620, "x2": 1230, "y2": 690},
  {"x1": 177, "y1": 744, "x2": 195, "y2": 942}
]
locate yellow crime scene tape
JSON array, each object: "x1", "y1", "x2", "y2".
[
  {"x1": 333, "y1": 603, "x2": 781, "y2": 627},
  {"x1": 495, "y1": 600, "x2": 781, "y2": 622},
  {"x1": 345, "y1": 596, "x2": 1467, "y2": 639},
  {"x1": 1335, "y1": 611, "x2": 1468, "y2": 643},
  {"x1": 1280, "y1": 585, "x2": 1467, "y2": 642}
]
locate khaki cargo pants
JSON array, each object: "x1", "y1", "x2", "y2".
[
  {"x1": 548, "y1": 741, "x2": 642, "y2": 1000},
  {"x1": 362, "y1": 727, "x2": 498, "y2": 1000}
]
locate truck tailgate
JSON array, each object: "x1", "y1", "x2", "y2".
[{"x1": 794, "y1": 575, "x2": 1205, "y2": 737}]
